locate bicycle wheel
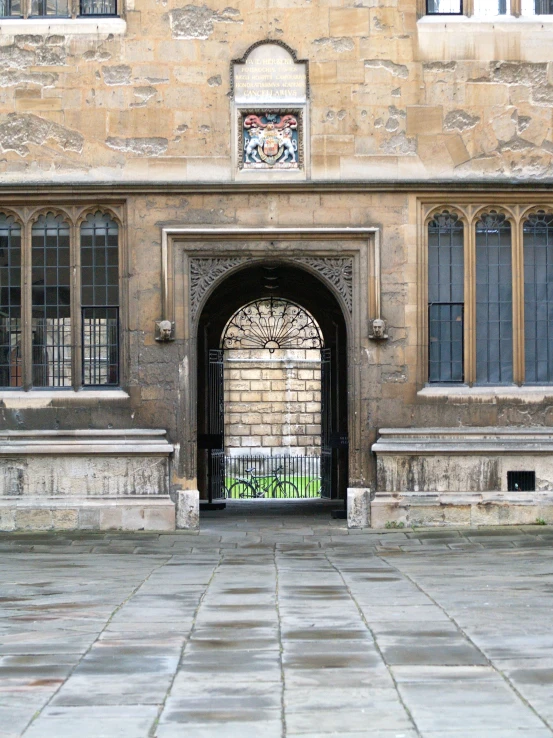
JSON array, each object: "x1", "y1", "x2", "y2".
[
  {"x1": 274, "y1": 481, "x2": 299, "y2": 499},
  {"x1": 305, "y1": 477, "x2": 322, "y2": 498},
  {"x1": 226, "y1": 480, "x2": 257, "y2": 499}
]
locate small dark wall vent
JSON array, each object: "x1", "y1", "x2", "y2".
[{"x1": 507, "y1": 471, "x2": 536, "y2": 492}]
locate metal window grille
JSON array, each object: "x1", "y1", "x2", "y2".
[
  {"x1": 428, "y1": 211, "x2": 464, "y2": 383},
  {"x1": 507, "y1": 471, "x2": 535, "y2": 492},
  {"x1": 80, "y1": 0, "x2": 116, "y2": 15},
  {"x1": 475, "y1": 212, "x2": 513, "y2": 385},
  {"x1": 0, "y1": 0, "x2": 22, "y2": 16},
  {"x1": 81, "y1": 307, "x2": 119, "y2": 386},
  {"x1": 31, "y1": 0, "x2": 68, "y2": 14},
  {"x1": 0, "y1": 215, "x2": 22, "y2": 388},
  {"x1": 81, "y1": 212, "x2": 119, "y2": 387},
  {"x1": 523, "y1": 212, "x2": 553, "y2": 384},
  {"x1": 224, "y1": 455, "x2": 322, "y2": 499},
  {"x1": 31, "y1": 214, "x2": 71, "y2": 388},
  {"x1": 426, "y1": 0, "x2": 462, "y2": 14}
]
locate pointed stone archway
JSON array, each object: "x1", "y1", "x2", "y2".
[{"x1": 159, "y1": 226, "x2": 382, "y2": 504}]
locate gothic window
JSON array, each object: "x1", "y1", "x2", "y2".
[
  {"x1": 523, "y1": 212, "x2": 553, "y2": 383},
  {"x1": 0, "y1": 208, "x2": 120, "y2": 391},
  {"x1": 428, "y1": 212, "x2": 464, "y2": 383},
  {"x1": 427, "y1": 204, "x2": 553, "y2": 387},
  {"x1": 0, "y1": 215, "x2": 22, "y2": 388},
  {"x1": 475, "y1": 212, "x2": 513, "y2": 384}
]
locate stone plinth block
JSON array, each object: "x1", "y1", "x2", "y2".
[
  {"x1": 176, "y1": 489, "x2": 200, "y2": 530},
  {"x1": 347, "y1": 487, "x2": 371, "y2": 528}
]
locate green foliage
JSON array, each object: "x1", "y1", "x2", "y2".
[
  {"x1": 384, "y1": 521, "x2": 405, "y2": 529},
  {"x1": 535, "y1": 517, "x2": 547, "y2": 526}
]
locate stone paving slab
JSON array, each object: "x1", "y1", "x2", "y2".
[{"x1": 1, "y1": 510, "x2": 553, "y2": 736}]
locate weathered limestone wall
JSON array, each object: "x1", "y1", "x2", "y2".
[
  {"x1": 223, "y1": 349, "x2": 321, "y2": 456},
  {"x1": 1, "y1": 2, "x2": 553, "y2": 181}
]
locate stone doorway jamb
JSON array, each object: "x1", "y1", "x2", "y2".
[{"x1": 159, "y1": 226, "x2": 382, "y2": 495}]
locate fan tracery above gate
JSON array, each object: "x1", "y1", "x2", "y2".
[{"x1": 221, "y1": 297, "x2": 324, "y2": 352}]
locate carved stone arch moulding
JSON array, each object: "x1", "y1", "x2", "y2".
[
  {"x1": 28, "y1": 207, "x2": 73, "y2": 226},
  {"x1": 75, "y1": 205, "x2": 124, "y2": 229},
  {"x1": 425, "y1": 206, "x2": 468, "y2": 228},
  {"x1": 520, "y1": 205, "x2": 553, "y2": 223},
  {"x1": 472, "y1": 205, "x2": 516, "y2": 227},
  {"x1": 189, "y1": 255, "x2": 353, "y2": 323},
  {"x1": 0, "y1": 208, "x2": 24, "y2": 227}
]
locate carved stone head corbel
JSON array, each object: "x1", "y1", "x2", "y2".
[
  {"x1": 155, "y1": 320, "x2": 175, "y2": 342},
  {"x1": 369, "y1": 318, "x2": 388, "y2": 341}
]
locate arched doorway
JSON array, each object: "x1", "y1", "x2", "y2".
[{"x1": 197, "y1": 261, "x2": 348, "y2": 506}]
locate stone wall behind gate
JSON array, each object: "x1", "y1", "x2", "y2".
[{"x1": 223, "y1": 349, "x2": 322, "y2": 456}]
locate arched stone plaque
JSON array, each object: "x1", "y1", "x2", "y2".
[{"x1": 232, "y1": 42, "x2": 308, "y2": 104}]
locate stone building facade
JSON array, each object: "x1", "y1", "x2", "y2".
[{"x1": 0, "y1": 0, "x2": 553, "y2": 529}]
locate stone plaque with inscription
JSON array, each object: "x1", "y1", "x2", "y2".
[{"x1": 233, "y1": 43, "x2": 307, "y2": 105}]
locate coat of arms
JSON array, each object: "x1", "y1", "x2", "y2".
[{"x1": 242, "y1": 112, "x2": 300, "y2": 169}]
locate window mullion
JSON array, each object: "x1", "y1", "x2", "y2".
[
  {"x1": 512, "y1": 215, "x2": 525, "y2": 384},
  {"x1": 465, "y1": 214, "x2": 476, "y2": 386},
  {"x1": 70, "y1": 221, "x2": 82, "y2": 390}
]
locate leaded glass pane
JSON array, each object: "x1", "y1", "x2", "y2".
[
  {"x1": 80, "y1": 212, "x2": 119, "y2": 386},
  {"x1": 31, "y1": 214, "x2": 71, "y2": 388},
  {"x1": 475, "y1": 212, "x2": 513, "y2": 384},
  {"x1": 426, "y1": 0, "x2": 462, "y2": 12},
  {"x1": 0, "y1": 0, "x2": 22, "y2": 16},
  {"x1": 0, "y1": 215, "x2": 22, "y2": 388},
  {"x1": 80, "y1": 0, "x2": 116, "y2": 14},
  {"x1": 524, "y1": 212, "x2": 553, "y2": 383},
  {"x1": 31, "y1": 0, "x2": 68, "y2": 15},
  {"x1": 473, "y1": 0, "x2": 508, "y2": 13},
  {"x1": 521, "y1": 0, "x2": 553, "y2": 12},
  {"x1": 428, "y1": 212, "x2": 464, "y2": 383}
]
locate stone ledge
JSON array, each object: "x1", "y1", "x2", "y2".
[
  {"x1": 0, "y1": 428, "x2": 173, "y2": 455},
  {"x1": 0, "y1": 496, "x2": 176, "y2": 531},
  {"x1": 418, "y1": 386, "x2": 553, "y2": 403},
  {"x1": 0, "y1": 17, "x2": 127, "y2": 35},
  {"x1": 371, "y1": 491, "x2": 553, "y2": 528},
  {"x1": 374, "y1": 427, "x2": 553, "y2": 454},
  {"x1": 0, "y1": 389, "x2": 130, "y2": 409}
]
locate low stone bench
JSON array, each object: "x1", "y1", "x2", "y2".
[{"x1": 0, "y1": 429, "x2": 175, "y2": 531}]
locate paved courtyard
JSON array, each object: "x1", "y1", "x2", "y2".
[{"x1": 2, "y1": 502, "x2": 553, "y2": 737}]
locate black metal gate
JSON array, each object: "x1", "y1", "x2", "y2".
[
  {"x1": 205, "y1": 349, "x2": 225, "y2": 503},
  {"x1": 320, "y1": 347, "x2": 333, "y2": 498}
]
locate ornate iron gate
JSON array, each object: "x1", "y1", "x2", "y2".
[
  {"x1": 320, "y1": 347, "x2": 333, "y2": 498},
  {"x1": 205, "y1": 300, "x2": 341, "y2": 501}
]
